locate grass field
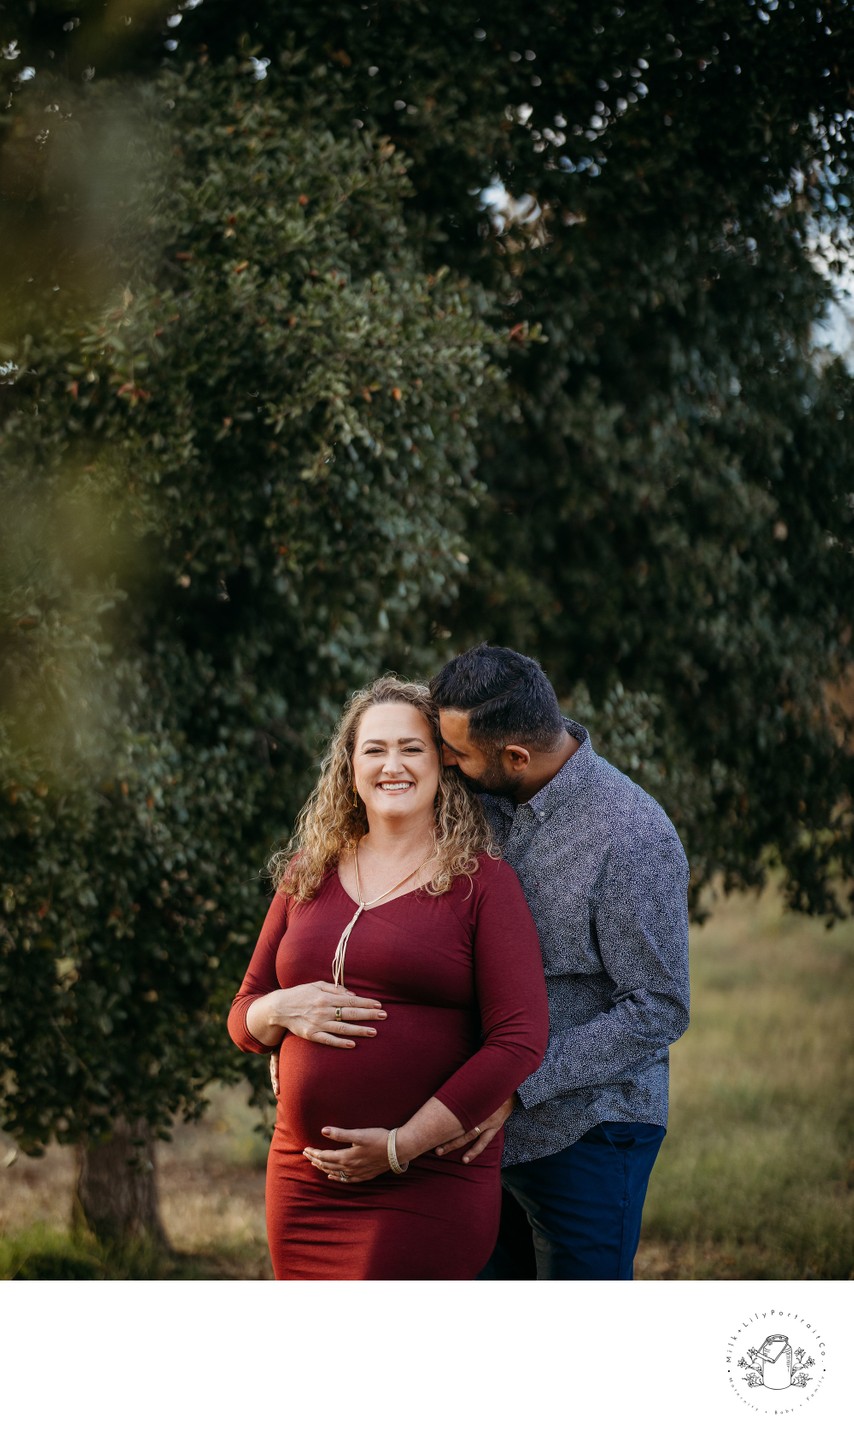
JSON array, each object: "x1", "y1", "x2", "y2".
[
  {"x1": 637, "y1": 884, "x2": 853, "y2": 1280},
  {"x1": 2, "y1": 884, "x2": 852, "y2": 1280}
]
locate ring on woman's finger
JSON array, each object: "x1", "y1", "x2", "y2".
[
  {"x1": 335, "y1": 1007, "x2": 343, "y2": 1021},
  {"x1": 338, "y1": 1171, "x2": 349, "y2": 1182},
  {"x1": 473, "y1": 1125, "x2": 482, "y2": 1136}
]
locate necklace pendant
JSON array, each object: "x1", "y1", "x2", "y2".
[{"x1": 333, "y1": 839, "x2": 433, "y2": 988}]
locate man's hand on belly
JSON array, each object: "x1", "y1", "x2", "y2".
[{"x1": 434, "y1": 1096, "x2": 516, "y2": 1162}]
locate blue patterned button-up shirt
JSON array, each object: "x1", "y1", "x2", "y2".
[{"x1": 481, "y1": 720, "x2": 690, "y2": 1167}]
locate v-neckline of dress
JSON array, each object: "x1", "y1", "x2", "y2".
[{"x1": 333, "y1": 866, "x2": 428, "y2": 912}]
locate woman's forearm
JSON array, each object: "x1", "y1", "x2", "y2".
[
  {"x1": 245, "y1": 992, "x2": 287, "y2": 1047},
  {"x1": 394, "y1": 1097, "x2": 470, "y2": 1166}
]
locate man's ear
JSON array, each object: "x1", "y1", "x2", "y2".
[{"x1": 503, "y1": 744, "x2": 531, "y2": 772}]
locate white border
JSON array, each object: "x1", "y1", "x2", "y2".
[{"x1": 3, "y1": 1279, "x2": 850, "y2": 1434}]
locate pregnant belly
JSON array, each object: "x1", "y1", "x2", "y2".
[{"x1": 275, "y1": 1002, "x2": 477, "y2": 1149}]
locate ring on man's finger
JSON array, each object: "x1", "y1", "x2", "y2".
[
  {"x1": 473, "y1": 1125, "x2": 482, "y2": 1136},
  {"x1": 335, "y1": 1007, "x2": 342, "y2": 1021}
]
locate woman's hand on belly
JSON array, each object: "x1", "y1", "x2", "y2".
[
  {"x1": 302, "y1": 1098, "x2": 469, "y2": 1182},
  {"x1": 269, "y1": 981, "x2": 387, "y2": 1048},
  {"x1": 303, "y1": 1126, "x2": 391, "y2": 1183}
]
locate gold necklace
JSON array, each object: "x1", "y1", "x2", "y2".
[
  {"x1": 353, "y1": 841, "x2": 434, "y2": 907},
  {"x1": 331, "y1": 839, "x2": 433, "y2": 987}
]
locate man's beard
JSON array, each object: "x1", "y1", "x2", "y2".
[{"x1": 460, "y1": 764, "x2": 524, "y2": 801}]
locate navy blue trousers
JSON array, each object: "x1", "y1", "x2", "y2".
[{"x1": 481, "y1": 1122, "x2": 666, "y2": 1281}]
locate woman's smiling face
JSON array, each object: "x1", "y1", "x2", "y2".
[{"x1": 352, "y1": 702, "x2": 440, "y2": 827}]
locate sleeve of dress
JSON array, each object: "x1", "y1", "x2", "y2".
[
  {"x1": 227, "y1": 890, "x2": 290, "y2": 1054},
  {"x1": 432, "y1": 860, "x2": 549, "y2": 1135}
]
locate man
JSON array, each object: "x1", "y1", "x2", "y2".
[{"x1": 429, "y1": 643, "x2": 690, "y2": 1280}]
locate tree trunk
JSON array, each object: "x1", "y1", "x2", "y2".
[{"x1": 73, "y1": 1116, "x2": 168, "y2": 1248}]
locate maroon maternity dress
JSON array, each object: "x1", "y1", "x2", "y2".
[{"x1": 228, "y1": 855, "x2": 548, "y2": 1280}]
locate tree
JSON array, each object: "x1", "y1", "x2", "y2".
[
  {"x1": 162, "y1": 0, "x2": 854, "y2": 917},
  {"x1": 7, "y1": 3, "x2": 852, "y2": 920},
  {"x1": 0, "y1": 60, "x2": 504, "y2": 1241}
]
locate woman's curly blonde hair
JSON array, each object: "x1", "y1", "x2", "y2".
[{"x1": 269, "y1": 675, "x2": 497, "y2": 901}]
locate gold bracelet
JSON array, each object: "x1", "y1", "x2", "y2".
[{"x1": 387, "y1": 1127, "x2": 409, "y2": 1175}]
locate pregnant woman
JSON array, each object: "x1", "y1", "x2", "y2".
[{"x1": 228, "y1": 676, "x2": 548, "y2": 1279}]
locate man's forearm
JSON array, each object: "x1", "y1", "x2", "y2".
[{"x1": 517, "y1": 991, "x2": 689, "y2": 1109}]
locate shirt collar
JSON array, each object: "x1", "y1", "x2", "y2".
[{"x1": 482, "y1": 718, "x2": 596, "y2": 824}]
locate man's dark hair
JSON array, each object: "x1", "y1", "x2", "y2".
[{"x1": 430, "y1": 643, "x2": 566, "y2": 751}]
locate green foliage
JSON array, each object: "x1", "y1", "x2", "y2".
[
  {"x1": 93, "y1": 0, "x2": 848, "y2": 917},
  {"x1": 0, "y1": 63, "x2": 502, "y2": 1152},
  {"x1": 167, "y1": 0, "x2": 852, "y2": 918}
]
